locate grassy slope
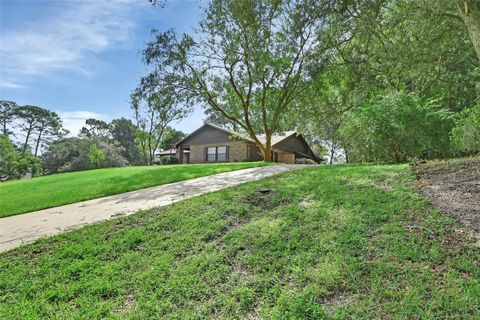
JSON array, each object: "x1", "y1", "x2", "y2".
[
  {"x1": 0, "y1": 164, "x2": 478, "y2": 319},
  {"x1": 0, "y1": 162, "x2": 267, "y2": 218}
]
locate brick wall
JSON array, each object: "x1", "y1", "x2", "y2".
[
  {"x1": 274, "y1": 149, "x2": 295, "y2": 164},
  {"x1": 189, "y1": 141, "x2": 248, "y2": 163}
]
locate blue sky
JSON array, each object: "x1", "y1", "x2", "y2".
[{"x1": 0, "y1": 0, "x2": 206, "y2": 135}]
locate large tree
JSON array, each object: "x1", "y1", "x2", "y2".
[
  {"x1": 16, "y1": 105, "x2": 66, "y2": 154},
  {"x1": 457, "y1": 0, "x2": 480, "y2": 62},
  {"x1": 160, "y1": 128, "x2": 186, "y2": 151},
  {"x1": 79, "y1": 118, "x2": 111, "y2": 140},
  {"x1": 131, "y1": 90, "x2": 189, "y2": 165},
  {"x1": 335, "y1": 0, "x2": 479, "y2": 110},
  {"x1": 32, "y1": 111, "x2": 66, "y2": 156},
  {"x1": 140, "y1": 0, "x2": 346, "y2": 161},
  {"x1": 0, "y1": 100, "x2": 19, "y2": 137},
  {"x1": 110, "y1": 118, "x2": 142, "y2": 165},
  {"x1": 294, "y1": 0, "x2": 479, "y2": 163}
]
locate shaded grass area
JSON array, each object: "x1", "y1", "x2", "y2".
[
  {"x1": 0, "y1": 162, "x2": 268, "y2": 218},
  {"x1": 0, "y1": 164, "x2": 479, "y2": 319}
]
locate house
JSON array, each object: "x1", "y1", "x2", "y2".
[{"x1": 174, "y1": 122, "x2": 320, "y2": 164}]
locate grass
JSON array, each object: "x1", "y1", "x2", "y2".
[
  {"x1": 0, "y1": 164, "x2": 479, "y2": 319},
  {"x1": 0, "y1": 162, "x2": 268, "y2": 218}
]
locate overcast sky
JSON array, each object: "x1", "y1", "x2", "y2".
[{"x1": 0, "y1": 0, "x2": 206, "y2": 136}]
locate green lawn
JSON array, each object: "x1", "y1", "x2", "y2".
[
  {"x1": 0, "y1": 162, "x2": 268, "y2": 218},
  {"x1": 1, "y1": 164, "x2": 478, "y2": 319}
]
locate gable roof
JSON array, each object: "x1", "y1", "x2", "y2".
[
  {"x1": 174, "y1": 122, "x2": 250, "y2": 147},
  {"x1": 175, "y1": 122, "x2": 299, "y2": 148},
  {"x1": 256, "y1": 131, "x2": 297, "y2": 146}
]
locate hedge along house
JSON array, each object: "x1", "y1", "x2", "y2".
[{"x1": 175, "y1": 123, "x2": 320, "y2": 164}]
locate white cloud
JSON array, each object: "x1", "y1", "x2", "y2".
[
  {"x1": 58, "y1": 111, "x2": 112, "y2": 137},
  {"x1": 0, "y1": 81, "x2": 26, "y2": 89},
  {"x1": 1, "y1": 0, "x2": 139, "y2": 82}
]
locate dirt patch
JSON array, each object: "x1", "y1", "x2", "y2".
[
  {"x1": 413, "y1": 157, "x2": 480, "y2": 236},
  {"x1": 243, "y1": 189, "x2": 292, "y2": 210}
]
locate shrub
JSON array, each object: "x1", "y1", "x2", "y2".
[
  {"x1": 340, "y1": 92, "x2": 454, "y2": 163},
  {"x1": 0, "y1": 135, "x2": 40, "y2": 181},
  {"x1": 88, "y1": 144, "x2": 105, "y2": 168},
  {"x1": 451, "y1": 104, "x2": 480, "y2": 154},
  {"x1": 42, "y1": 138, "x2": 127, "y2": 174},
  {"x1": 160, "y1": 155, "x2": 178, "y2": 165}
]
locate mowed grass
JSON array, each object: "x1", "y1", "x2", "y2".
[
  {"x1": 0, "y1": 162, "x2": 268, "y2": 218},
  {"x1": 1, "y1": 164, "x2": 479, "y2": 319}
]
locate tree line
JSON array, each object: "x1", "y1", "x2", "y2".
[
  {"x1": 0, "y1": 100, "x2": 186, "y2": 180},
  {"x1": 2, "y1": 0, "x2": 479, "y2": 179},
  {"x1": 136, "y1": 0, "x2": 479, "y2": 163}
]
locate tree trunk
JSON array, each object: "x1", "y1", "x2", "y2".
[
  {"x1": 264, "y1": 146, "x2": 273, "y2": 161},
  {"x1": 458, "y1": 0, "x2": 480, "y2": 62},
  {"x1": 34, "y1": 126, "x2": 44, "y2": 156},
  {"x1": 23, "y1": 126, "x2": 33, "y2": 152},
  {"x1": 263, "y1": 135, "x2": 273, "y2": 162},
  {"x1": 329, "y1": 141, "x2": 336, "y2": 165},
  {"x1": 2, "y1": 121, "x2": 7, "y2": 136}
]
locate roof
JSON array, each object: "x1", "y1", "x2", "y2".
[
  {"x1": 175, "y1": 122, "x2": 298, "y2": 148},
  {"x1": 156, "y1": 149, "x2": 189, "y2": 156},
  {"x1": 256, "y1": 131, "x2": 297, "y2": 146}
]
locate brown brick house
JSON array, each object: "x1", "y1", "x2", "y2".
[{"x1": 174, "y1": 123, "x2": 319, "y2": 164}]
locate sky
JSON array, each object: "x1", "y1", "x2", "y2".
[{"x1": 0, "y1": 0, "x2": 206, "y2": 136}]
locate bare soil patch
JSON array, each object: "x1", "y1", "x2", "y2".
[{"x1": 413, "y1": 157, "x2": 480, "y2": 236}]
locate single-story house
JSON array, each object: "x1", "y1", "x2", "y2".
[{"x1": 174, "y1": 122, "x2": 320, "y2": 164}]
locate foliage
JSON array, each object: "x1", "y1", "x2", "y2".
[
  {"x1": 0, "y1": 162, "x2": 268, "y2": 217},
  {"x1": 339, "y1": 92, "x2": 454, "y2": 163},
  {"x1": 88, "y1": 144, "x2": 105, "y2": 168},
  {"x1": 80, "y1": 118, "x2": 111, "y2": 140},
  {"x1": 451, "y1": 103, "x2": 480, "y2": 153},
  {"x1": 1, "y1": 165, "x2": 478, "y2": 318},
  {"x1": 203, "y1": 106, "x2": 240, "y2": 131},
  {"x1": 15, "y1": 105, "x2": 67, "y2": 155},
  {"x1": 0, "y1": 100, "x2": 19, "y2": 137},
  {"x1": 110, "y1": 118, "x2": 143, "y2": 165},
  {"x1": 0, "y1": 135, "x2": 40, "y2": 181},
  {"x1": 138, "y1": 0, "x2": 350, "y2": 161},
  {"x1": 160, "y1": 155, "x2": 177, "y2": 165},
  {"x1": 131, "y1": 91, "x2": 189, "y2": 165},
  {"x1": 159, "y1": 128, "x2": 185, "y2": 151},
  {"x1": 41, "y1": 138, "x2": 126, "y2": 174},
  {"x1": 337, "y1": 0, "x2": 479, "y2": 112},
  {"x1": 41, "y1": 138, "x2": 90, "y2": 174}
]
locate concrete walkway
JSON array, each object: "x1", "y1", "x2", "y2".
[{"x1": 0, "y1": 165, "x2": 304, "y2": 253}]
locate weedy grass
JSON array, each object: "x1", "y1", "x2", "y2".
[
  {"x1": 0, "y1": 162, "x2": 268, "y2": 218},
  {"x1": 0, "y1": 164, "x2": 478, "y2": 319}
]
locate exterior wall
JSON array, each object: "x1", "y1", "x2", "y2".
[
  {"x1": 189, "y1": 141, "x2": 247, "y2": 163},
  {"x1": 274, "y1": 149, "x2": 295, "y2": 164}
]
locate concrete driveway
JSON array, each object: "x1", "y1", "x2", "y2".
[{"x1": 0, "y1": 164, "x2": 305, "y2": 253}]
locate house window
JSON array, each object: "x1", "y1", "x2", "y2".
[
  {"x1": 217, "y1": 146, "x2": 227, "y2": 161},
  {"x1": 207, "y1": 147, "x2": 217, "y2": 162},
  {"x1": 206, "y1": 146, "x2": 228, "y2": 162}
]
